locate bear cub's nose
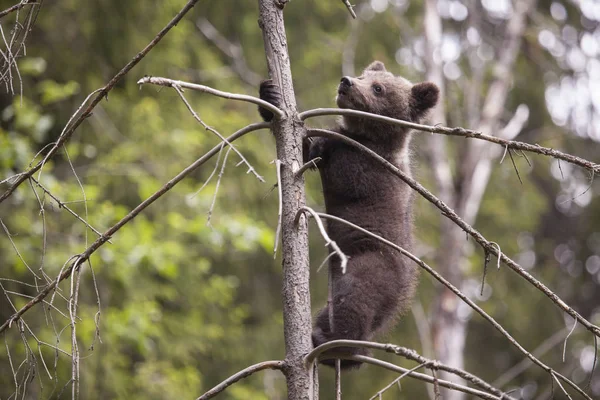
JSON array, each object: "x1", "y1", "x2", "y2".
[{"x1": 340, "y1": 76, "x2": 353, "y2": 87}]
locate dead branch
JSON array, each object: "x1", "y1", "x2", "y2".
[
  {"x1": 298, "y1": 206, "x2": 348, "y2": 273},
  {"x1": 171, "y1": 84, "x2": 264, "y2": 182},
  {"x1": 493, "y1": 328, "x2": 571, "y2": 388},
  {"x1": 339, "y1": 0, "x2": 356, "y2": 19},
  {"x1": 196, "y1": 360, "x2": 284, "y2": 400},
  {"x1": 29, "y1": 177, "x2": 109, "y2": 243},
  {"x1": 342, "y1": 355, "x2": 505, "y2": 400},
  {"x1": 306, "y1": 339, "x2": 515, "y2": 399},
  {"x1": 137, "y1": 76, "x2": 284, "y2": 118},
  {"x1": 307, "y1": 127, "x2": 600, "y2": 342},
  {"x1": 370, "y1": 361, "x2": 429, "y2": 400},
  {"x1": 0, "y1": 0, "x2": 202, "y2": 204},
  {"x1": 0, "y1": 0, "x2": 36, "y2": 20},
  {"x1": 300, "y1": 109, "x2": 600, "y2": 175},
  {"x1": 305, "y1": 204, "x2": 591, "y2": 398},
  {"x1": 294, "y1": 157, "x2": 321, "y2": 178},
  {"x1": 0, "y1": 122, "x2": 269, "y2": 335}
]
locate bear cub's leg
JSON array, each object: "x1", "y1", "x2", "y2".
[{"x1": 312, "y1": 252, "x2": 403, "y2": 369}]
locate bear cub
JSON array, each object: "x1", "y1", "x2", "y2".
[{"x1": 259, "y1": 61, "x2": 439, "y2": 368}]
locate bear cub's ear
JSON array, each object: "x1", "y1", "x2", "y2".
[
  {"x1": 411, "y1": 82, "x2": 439, "y2": 118},
  {"x1": 364, "y1": 61, "x2": 387, "y2": 73}
]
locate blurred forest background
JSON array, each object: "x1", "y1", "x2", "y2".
[{"x1": 1, "y1": 0, "x2": 600, "y2": 399}]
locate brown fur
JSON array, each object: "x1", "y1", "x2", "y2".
[{"x1": 259, "y1": 61, "x2": 439, "y2": 369}]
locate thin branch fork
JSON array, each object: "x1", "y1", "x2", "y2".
[
  {"x1": 344, "y1": 355, "x2": 507, "y2": 400},
  {"x1": 137, "y1": 76, "x2": 284, "y2": 118},
  {"x1": 307, "y1": 128, "x2": 600, "y2": 344},
  {"x1": 195, "y1": 360, "x2": 284, "y2": 400},
  {"x1": 306, "y1": 339, "x2": 515, "y2": 400},
  {"x1": 308, "y1": 209, "x2": 591, "y2": 399},
  {"x1": 300, "y1": 108, "x2": 600, "y2": 175},
  {"x1": 0, "y1": 122, "x2": 269, "y2": 335},
  {"x1": 0, "y1": 0, "x2": 202, "y2": 205},
  {"x1": 297, "y1": 206, "x2": 348, "y2": 273},
  {"x1": 170, "y1": 84, "x2": 265, "y2": 182}
]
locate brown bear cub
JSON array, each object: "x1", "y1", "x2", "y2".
[{"x1": 259, "y1": 61, "x2": 439, "y2": 368}]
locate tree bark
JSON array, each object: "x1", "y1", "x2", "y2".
[{"x1": 257, "y1": 1, "x2": 314, "y2": 399}]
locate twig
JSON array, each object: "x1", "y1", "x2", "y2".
[
  {"x1": 306, "y1": 128, "x2": 600, "y2": 342},
  {"x1": 563, "y1": 317, "x2": 577, "y2": 362},
  {"x1": 339, "y1": 0, "x2": 357, "y2": 18},
  {"x1": 137, "y1": 76, "x2": 284, "y2": 118},
  {"x1": 0, "y1": 219, "x2": 41, "y2": 280},
  {"x1": 188, "y1": 146, "x2": 224, "y2": 198},
  {"x1": 297, "y1": 206, "x2": 348, "y2": 274},
  {"x1": 335, "y1": 359, "x2": 341, "y2": 400},
  {"x1": 273, "y1": 160, "x2": 283, "y2": 258},
  {"x1": 0, "y1": 0, "x2": 36, "y2": 20},
  {"x1": 29, "y1": 177, "x2": 110, "y2": 243},
  {"x1": 316, "y1": 251, "x2": 337, "y2": 273},
  {"x1": 195, "y1": 360, "x2": 284, "y2": 400},
  {"x1": 294, "y1": 157, "x2": 321, "y2": 178},
  {"x1": 306, "y1": 339, "x2": 514, "y2": 399},
  {"x1": 369, "y1": 361, "x2": 429, "y2": 400},
  {"x1": 171, "y1": 84, "x2": 265, "y2": 183},
  {"x1": 206, "y1": 147, "x2": 232, "y2": 226},
  {"x1": 493, "y1": 328, "x2": 571, "y2": 387},
  {"x1": 306, "y1": 211, "x2": 592, "y2": 399},
  {"x1": 432, "y1": 367, "x2": 441, "y2": 400},
  {"x1": 344, "y1": 355, "x2": 506, "y2": 400},
  {"x1": 0, "y1": 122, "x2": 269, "y2": 335},
  {"x1": 507, "y1": 148, "x2": 523, "y2": 184},
  {"x1": 0, "y1": 0, "x2": 203, "y2": 204},
  {"x1": 299, "y1": 109, "x2": 600, "y2": 175}
]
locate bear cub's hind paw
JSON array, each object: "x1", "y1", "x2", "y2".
[{"x1": 312, "y1": 328, "x2": 370, "y2": 370}]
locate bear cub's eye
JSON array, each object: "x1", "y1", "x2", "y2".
[{"x1": 372, "y1": 84, "x2": 383, "y2": 94}]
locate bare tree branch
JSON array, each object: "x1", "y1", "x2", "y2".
[
  {"x1": 196, "y1": 360, "x2": 284, "y2": 400},
  {"x1": 0, "y1": 0, "x2": 36, "y2": 20},
  {"x1": 0, "y1": 122, "x2": 269, "y2": 335},
  {"x1": 493, "y1": 328, "x2": 571, "y2": 388},
  {"x1": 343, "y1": 355, "x2": 506, "y2": 400},
  {"x1": 298, "y1": 206, "x2": 348, "y2": 274},
  {"x1": 304, "y1": 127, "x2": 600, "y2": 342},
  {"x1": 305, "y1": 208, "x2": 592, "y2": 399},
  {"x1": 300, "y1": 109, "x2": 600, "y2": 175},
  {"x1": 137, "y1": 76, "x2": 284, "y2": 118},
  {"x1": 0, "y1": 0, "x2": 202, "y2": 204},
  {"x1": 339, "y1": 0, "x2": 357, "y2": 19},
  {"x1": 171, "y1": 84, "x2": 265, "y2": 182},
  {"x1": 29, "y1": 177, "x2": 110, "y2": 243},
  {"x1": 370, "y1": 361, "x2": 429, "y2": 400},
  {"x1": 310, "y1": 339, "x2": 516, "y2": 399}
]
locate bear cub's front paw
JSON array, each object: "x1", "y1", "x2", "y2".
[{"x1": 258, "y1": 79, "x2": 282, "y2": 122}]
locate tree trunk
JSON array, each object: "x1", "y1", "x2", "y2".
[{"x1": 257, "y1": 1, "x2": 314, "y2": 399}]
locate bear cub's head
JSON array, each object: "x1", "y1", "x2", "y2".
[{"x1": 336, "y1": 61, "x2": 439, "y2": 128}]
